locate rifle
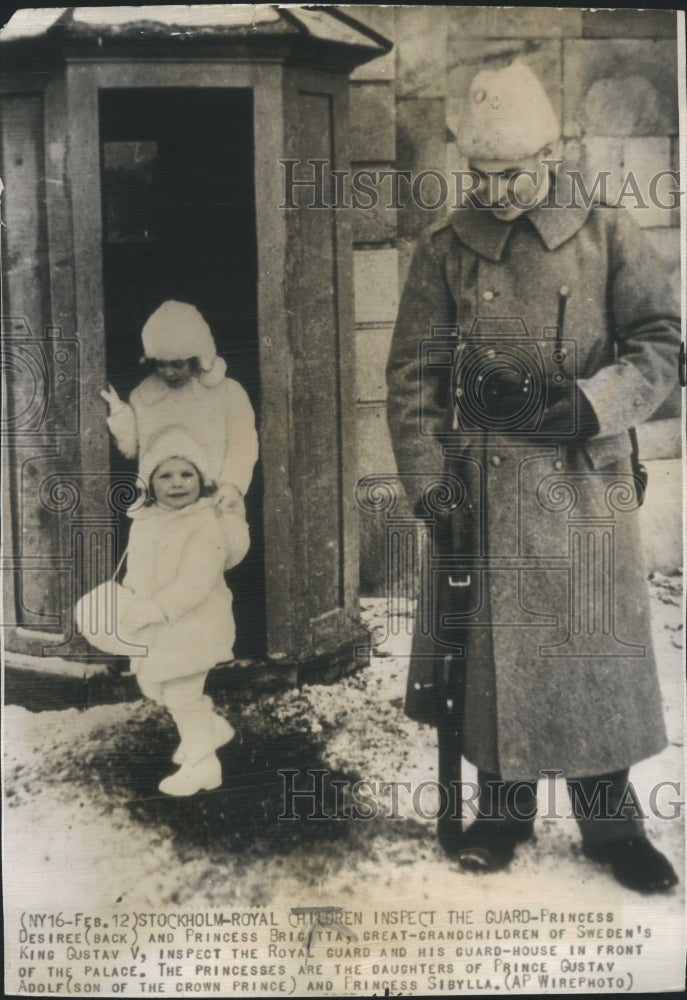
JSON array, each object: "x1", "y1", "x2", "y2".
[
  {"x1": 431, "y1": 513, "x2": 470, "y2": 853},
  {"x1": 403, "y1": 489, "x2": 472, "y2": 850}
]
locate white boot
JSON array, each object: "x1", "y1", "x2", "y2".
[
  {"x1": 213, "y1": 714, "x2": 236, "y2": 751},
  {"x1": 159, "y1": 753, "x2": 222, "y2": 796},
  {"x1": 167, "y1": 696, "x2": 216, "y2": 768},
  {"x1": 172, "y1": 712, "x2": 235, "y2": 764}
]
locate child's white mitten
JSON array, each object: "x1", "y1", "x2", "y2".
[
  {"x1": 121, "y1": 597, "x2": 166, "y2": 634},
  {"x1": 215, "y1": 482, "x2": 244, "y2": 514}
]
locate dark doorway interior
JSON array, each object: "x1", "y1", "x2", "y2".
[{"x1": 99, "y1": 88, "x2": 265, "y2": 658}]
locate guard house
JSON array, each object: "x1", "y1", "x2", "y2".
[{"x1": 1, "y1": 7, "x2": 390, "y2": 672}]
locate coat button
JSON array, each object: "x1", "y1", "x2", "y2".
[
  {"x1": 553, "y1": 459, "x2": 563, "y2": 470},
  {"x1": 483, "y1": 290, "x2": 495, "y2": 302},
  {"x1": 490, "y1": 455, "x2": 502, "y2": 467}
]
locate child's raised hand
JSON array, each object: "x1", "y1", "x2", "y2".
[{"x1": 100, "y1": 383, "x2": 124, "y2": 416}]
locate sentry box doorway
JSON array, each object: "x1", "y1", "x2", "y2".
[
  {"x1": 99, "y1": 87, "x2": 263, "y2": 658},
  {"x1": 0, "y1": 7, "x2": 390, "y2": 678}
]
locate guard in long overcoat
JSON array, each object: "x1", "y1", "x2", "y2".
[{"x1": 386, "y1": 61, "x2": 680, "y2": 892}]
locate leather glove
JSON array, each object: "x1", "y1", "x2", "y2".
[
  {"x1": 478, "y1": 364, "x2": 533, "y2": 419},
  {"x1": 536, "y1": 385, "x2": 599, "y2": 439}
]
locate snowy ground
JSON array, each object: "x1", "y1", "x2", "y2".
[{"x1": 3, "y1": 574, "x2": 685, "y2": 953}]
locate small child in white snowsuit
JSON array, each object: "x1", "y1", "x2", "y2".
[
  {"x1": 101, "y1": 300, "x2": 258, "y2": 569},
  {"x1": 119, "y1": 427, "x2": 237, "y2": 796}
]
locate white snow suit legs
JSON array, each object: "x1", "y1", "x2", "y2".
[{"x1": 137, "y1": 671, "x2": 235, "y2": 794}]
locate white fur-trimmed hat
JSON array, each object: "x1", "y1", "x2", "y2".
[
  {"x1": 458, "y1": 61, "x2": 560, "y2": 160},
  {"x1": 139, "y1": 426, "x2": 213, "y2": 490},
  {"x1": 141, "y1": 300, "x2": 217, "y2": 372}
]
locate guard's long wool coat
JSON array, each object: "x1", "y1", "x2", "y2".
[{"x1": 386, "y1": 177, "x2": 680, "y2": 780}]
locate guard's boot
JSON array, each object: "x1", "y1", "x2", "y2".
[
  {"x1": 159, "y1": 753, "x2": 222, "y2": 796},
  {"x1": 457, "y1": 817, "x2": 535, "y2": 872},
  {"x1": 582, "y1": 837, "x2": 678, "y2": 894},
  {"x1": 438, "y1": 814, "x2": 464, "y2": 854},
  {"x1": 457, "y1": 770, "x2": 537, "y2": 872}
]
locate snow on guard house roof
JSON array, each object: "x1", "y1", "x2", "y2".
[{"x1": 0, "y1": 5, "x2": 391, "y2": 61}]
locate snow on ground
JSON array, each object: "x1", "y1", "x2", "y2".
[{"x1": 3, "y1": 576, "x2": 685, "y2": 934}]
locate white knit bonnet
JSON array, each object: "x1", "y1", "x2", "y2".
[
  {"x1": 139, "y1": 426, "x2": 213, "y2": 491},
  {"x1": 141, "y1": 300, "x2": 217, "y2": 372}
]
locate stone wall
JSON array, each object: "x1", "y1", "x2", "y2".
[{"x1": 349, "y1": 7, "x2": 682, "y2": 591}]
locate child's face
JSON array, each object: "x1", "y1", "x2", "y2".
[
  {"x1": 151, "y1": 458, "x2": 201, "y2": 509},
  {"x1": 155, "y1": 358, "x2": 195, "y2": 388}
]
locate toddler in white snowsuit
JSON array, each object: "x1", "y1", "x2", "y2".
[
  {"x1": 119, "y1": 427, "x2": 237, "y2": 796},
  {"x1": 101, "y1": 300, "x2": 258, "y2": 569}
]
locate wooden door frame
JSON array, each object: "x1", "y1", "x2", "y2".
[{"x1": 65, "y1": 58, "x2": 293, "y2": 658}]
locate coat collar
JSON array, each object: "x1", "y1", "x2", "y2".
[
  {"x1": 137, "y1": 357, "x2": 227, "y2": 405},
  {"x1": 450, "y1": 169, "x2": 591, "y2": 262}
]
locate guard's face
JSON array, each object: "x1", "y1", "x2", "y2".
[
  {"x1": 151, "y1": 457, "x2": 201, "y2": 509},
  {"x1": 469, "y1": 150, "x2": 554, "y2": 222},
  {"x1": 155, "y1": 358, "x2": 195, "y2": 388}
]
